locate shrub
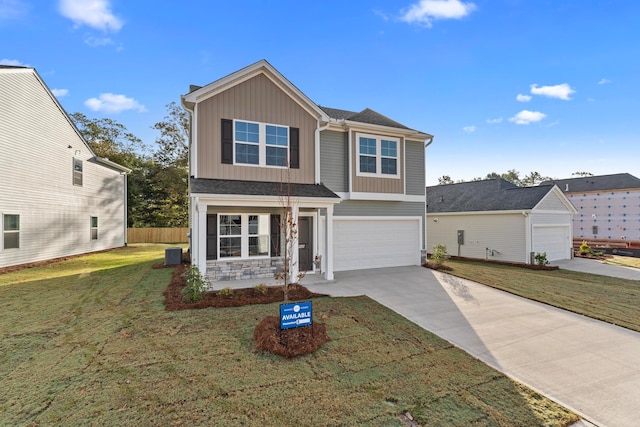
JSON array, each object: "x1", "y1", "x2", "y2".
[
  {"x1": 254, "y1": 283, "x2": 268, "y2": 295},
  {"x1": 431, "y1": 244, "x2": 450, "y2": 265},
  {"x1": 217, "y1": 287, "x2": 233, "y2": 297},
  {"x1": 534, "y1": 252, "x2": 549, "y2": 266},
  {"x1": 182, "y1": 266, "x2": 208, "y2": 302},
  {"x1": 579, "y1": 241, "x2": 591, "y2": 256}
]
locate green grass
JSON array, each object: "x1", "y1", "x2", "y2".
[
  {"x1": 444, "y1": 259, "x2": 640, "y2": 332},
  {"x1": 0, "y1": 245, "x2": 578, "y2": 426},
  {"x1": 605, "y1": 255, "x2": 640, "y2": 269}
]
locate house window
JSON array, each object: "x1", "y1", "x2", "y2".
[
  {"x1": 91, "y1": 216, "x2": 98, "y2": 240},
  {"x1": 3, "y1": 214, "x2": 19, "y2": 249},
  {"x1": 73, "y1": 158, "x2": 83, "y2": 186},
  {"x1": 356, "y1": 133, "x2": 400, "y2": 178},
  {"x1": 234, "y1": 120, "x2": 289, "y2": 167},
  {"x1": 219, "y1": 214, "x2": 270, "y2": 258}
]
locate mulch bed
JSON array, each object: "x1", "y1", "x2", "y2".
[{"x1": 161, "y1": 262, "x2": 331, "y2": 358}]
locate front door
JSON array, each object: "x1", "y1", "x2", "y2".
[{"x1": 298, "y1": 217, "x2": 313, "y2": 272}]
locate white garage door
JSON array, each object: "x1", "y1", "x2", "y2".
[
  {"x1": 533, "y1": 226, "x2": 571, "y2": 261},
  {"x1": 333, "y1": 218, "x2": 421, "y2": 272}
]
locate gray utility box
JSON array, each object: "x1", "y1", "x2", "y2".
[{"x1": 165, "y1": 247, "x2": 183, "y2": 266}]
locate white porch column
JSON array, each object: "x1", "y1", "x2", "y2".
[
  {"x1": 325, "y1": 205, "x2": 334, "y2": 280},
  {"x1": 290, "y1": 205, "x2": 300, "y2": 282},
  {"x1": 196, "y1": 202, "x2": 207, "y2": 273}
]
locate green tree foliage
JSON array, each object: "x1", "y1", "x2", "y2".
[
  {"x1": 444, "y1": 169, "x2": 553, "y2": 187},
  {"x1": 70, "y1": 104, "x2": 189, "y2": 228}
]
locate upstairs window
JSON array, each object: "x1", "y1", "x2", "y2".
[
  {"x1": 356, "y1": 133, "x2": 400, "y2": 178},
  {"x1": 73, "y1": 158, "x2": 83, "y2": 186},
  {"x1": 3, "y1": 214, "x2": 19, "y2": 249},
  {"x1": 234, "y1": 120, "x2": 289, "y2": 167}
]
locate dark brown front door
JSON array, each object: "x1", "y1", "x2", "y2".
[{"x1": 298, "y1": 217, "x2": 313, "y2": 272}]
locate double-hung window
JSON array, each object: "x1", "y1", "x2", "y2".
[
  {"x1": 73, "y1": 158, "x2": 83, "y2": 186},
  {"x1": 90, "y1": 216, "x2": 98, "y2": 240},
  {"x1": 219, "y1": 214, "x2": 270, "y2": 258},
  {"x1": 3, "y1": 214, "x2": 19, "y2": 249},
  {"x1": 234, "y1": 120, "x2": 289, "y2": 167},
  {"x1": 356, "y1": 133, "x2": 400, "y2": 178}
]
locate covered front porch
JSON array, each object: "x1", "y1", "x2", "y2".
[{"x1": 190, "y1": 178, "x2": 341, "y2": 286}]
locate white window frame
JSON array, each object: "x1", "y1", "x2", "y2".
[
  {"x1": 73, "y1": 158, "x2": 83, "y2": 186},
  {"x1": 90, "y1": 216, "x2": 98, "y2": 240},
  {"x1": 355, "y1": 132, "x2": 400, "y2": 179},
  {"x1": 233, "y1": 120, "x2": 289, "y2": 168},
  {"x1": 2, "y1": 213, "x2": 20, "y2": 250},
  {"x1": 218, "y1": 213, "x2": 270, "y2": 259}
]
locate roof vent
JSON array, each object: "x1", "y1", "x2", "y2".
[{"x1": 565, "y1": 184, "x2": 569, "y2": 192}]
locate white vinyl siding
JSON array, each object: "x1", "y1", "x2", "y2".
[
  {"x1": 426, "y1": 213, "x2": 526, "y2": 262},
  {"x1": 0, "y1": 69, "x2": 127, "y2": 268}
]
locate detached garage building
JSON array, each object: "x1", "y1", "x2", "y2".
[{"x1": 426, "y1": 179, "x2": 576, "y2": 264}]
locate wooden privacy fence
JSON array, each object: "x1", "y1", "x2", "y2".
[{"x1": 127, "y1": 228, "x2": 189, "y2": 244}]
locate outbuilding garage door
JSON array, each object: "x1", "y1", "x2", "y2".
[
  {"x1": 533, "y1": 226, "x2": 571, "y2": 261},
  {"x1": 333, "y1": 218, "x2": 421, "y2": 271}
]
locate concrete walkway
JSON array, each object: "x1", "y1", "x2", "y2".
[{"x1": 305, "y1": 266, "x2": 640, "y2": 427}]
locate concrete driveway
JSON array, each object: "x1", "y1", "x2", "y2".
[
  {"x1": 305, "y1": 266, "x2": 640, "y2": 427},
  {"x1": 552, "y1": 258, "x2": 639, "y2": 280}
]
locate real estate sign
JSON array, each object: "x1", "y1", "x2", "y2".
[{"x1": 280, "y1": 301, "x2": 312, "y2": 330}]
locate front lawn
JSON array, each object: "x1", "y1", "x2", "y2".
[
  {"x1": 444, "y1": 259, "x2": 640, "y2": 332},
  {"x1": 0, "y1": 245, "x2": 578, "y2": 426}
]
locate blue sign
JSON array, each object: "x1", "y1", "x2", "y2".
[{"x1": 280, "y1": 301, "x2": 313, "y2": 330}]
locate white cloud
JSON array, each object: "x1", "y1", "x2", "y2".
[
  {"x1": 516, "y1": 94, "x2": 532, "y2": 102},
  {"x1": 85, "y1": 93, "x2": 146, "y2": 113},
  {"x1": 58, "y1": 0, "x2": 123, "y2": 31},
  {"x1": 486, "y1": 117, "x2": 503, "y2": 124},
  {"x1": 0, "y1": 0, "x2": 29, "y2": 20},
  {"x1": 401, "y1": 0, "x2": 476, "y2": 27},
  {"x1": 598, "y1": 78, "x2": 611, "y2": 85},
  {"x1": 51, "y1": 88, "x2": 69, "y2": 97},
  {"x1": 84, "y1": 35, "x2": 114, "y2": 47},
  {"x1": 509, "y1": 110, "x2": 546, "y2": 125},
  {"x1": 0, "y1": 58, "x2": 28, "y2": 66},
  {"x1": 462, "y1": 125, "x2": 476, "y2": 133},
  {"x1": 530, "y1": 83, "x2": 575, "y2": 100}
]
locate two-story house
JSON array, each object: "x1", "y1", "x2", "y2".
[
  {"x1": 0, "y1": 65, "x2": 131, "y2": 269},
  {"x1": 181, "y1": 60, "x2": 432, "y2": 283}
]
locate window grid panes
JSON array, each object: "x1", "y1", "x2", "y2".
[
  {"x1": 235, "y1": 121, "x2": 289, "y2": 167},
  {"x1": 73, "y1": 158, "x2": 83, "y2": 186},
  {"x1": 248, "y1": 215, "x2": 269, "y2": 256},
  {"x1": 91, "y1": 216, "x2": 98, "y2": 240},
  {"x1": 359, "y1": 137, "x2": 377, "y2": 173},
  {"x1": 3, "y1": 214, "x2": 19, "y2": 249},
  {"x1": 220, "y1": 215, "x2": 242, "y2": 258},
  {"x1": 357, "y1": 134, "x2": 400, "y2": 177}
]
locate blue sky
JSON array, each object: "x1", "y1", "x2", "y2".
[{"x1": 2, "y1": 0, "x2": 638, "y2": 185}]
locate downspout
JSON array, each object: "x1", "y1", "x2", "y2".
[
  {"x1": 123, "y1": 172, "x2": 128, "y2": 246},
  {"x1": 314, "y1": 120, "x2": 331, "y2": 184},
  {"x1": 182, "y1": 101, "x2": 195, "y2": 257}
]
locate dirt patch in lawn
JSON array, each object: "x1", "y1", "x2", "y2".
[{"x1": 161, "y1": 262, "x2": 330, "y2": 357}]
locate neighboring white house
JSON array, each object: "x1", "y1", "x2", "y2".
[
  {"x1": 541, "y1": 173, "x2": 640, "y2": 241},
  {"x1": 0, "y1": 65, "x2": 131, "y2": 269},
  {"x1": 426, "y1": 179, "x2": 577, "y2": 264}
]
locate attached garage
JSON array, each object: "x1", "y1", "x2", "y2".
[
  {"x1": 333, "y1": 217, "x2": 421, "y2": 271},
  {"x1": 533, "y1": 225, "x2": 572, "y2": 261}
]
